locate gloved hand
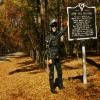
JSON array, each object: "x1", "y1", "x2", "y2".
[
  {"x1": 60, "y1": 35, "x2": 64, "y2": 42},
  {"x1": 48, "y1": 59, "x2": 52, "y2": 64}
]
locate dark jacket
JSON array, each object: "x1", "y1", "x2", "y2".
[
  {"x1": 45, "y1": 32, "x2": 59, "y2": 59},
  {"x1": 45, "y1": 28, "x2": 67, "y2": 59}
]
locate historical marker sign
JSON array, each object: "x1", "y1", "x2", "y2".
[{"x1": 67, "y1": 3, "x2": 97, "y2": 41}]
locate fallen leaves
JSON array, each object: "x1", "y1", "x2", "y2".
[{"x1": 0, "y1": 52, "x2": 100, "y2": 100}]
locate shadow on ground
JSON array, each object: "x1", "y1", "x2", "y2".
[
  {"x1": 9, "y1": 60, "x2": 44, "y2": 75},
  {"x1": 61, "y1": 57, "x2": 78, "y2": 64},
  {"x1": 17, "y1": 60, "x2": 34, "y2": 67},
  {"x1": 63, "y1": 65, "x2": 79, "y2": 70},
  {"x1": 68, "y1": 75, "x2": 83, "y2": 82},
  {"x1": 9, "y1": 65, "x2": 44, "y2": 75},
  {"x1": 86, "y1": 58, "x2": 100, "y2": 69}
]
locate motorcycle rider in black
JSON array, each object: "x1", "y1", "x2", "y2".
[{"x1": 45, "y1": 19, "x2": 66, "y2": 93}]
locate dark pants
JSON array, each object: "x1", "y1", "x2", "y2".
[{"x1": 49, "y1": 58, "x2": 63, "y2": 91}]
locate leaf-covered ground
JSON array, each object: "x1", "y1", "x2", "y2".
[{"x1": 0, "y1": 52, "x2": 100, "y2": 100}]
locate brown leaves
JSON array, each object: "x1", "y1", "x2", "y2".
[{"x1": 0, "y1": 53, "x2": 100, "y2": 99}]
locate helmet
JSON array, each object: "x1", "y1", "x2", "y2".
[{"x1": 50, "y1": 19, "x2": 58, "y2": 27}]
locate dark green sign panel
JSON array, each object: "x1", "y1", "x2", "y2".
[{"x1": 67, "y1": 4, "x2": 97, "y2": 41}]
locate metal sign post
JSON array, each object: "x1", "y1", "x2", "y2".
[
  {"x1": 82, "y1": 42, "x2": 87, "y2": 84},
  {"x1": 67, "y1": 3, "x2": 97, "y2": 84}
]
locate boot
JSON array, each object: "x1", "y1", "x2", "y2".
[{"x1": 51, "y1": 89, "x2": 57, "y2": 94}]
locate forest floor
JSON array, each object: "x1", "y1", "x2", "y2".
[{"x1": 0, "y1": 52, "x2": 100, "y2": 100}]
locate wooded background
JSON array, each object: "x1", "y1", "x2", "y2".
[{"x1": 0, "y1": 0, "x2": 100, "y2": 66}]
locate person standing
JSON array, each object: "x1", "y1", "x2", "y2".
[{"x1": 45, "y1": 19, "x2": 66, "y2": 93}]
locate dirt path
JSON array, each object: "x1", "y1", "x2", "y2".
[{"x1": 0, "y1": 52, "x2": 100, "y2": 100}]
